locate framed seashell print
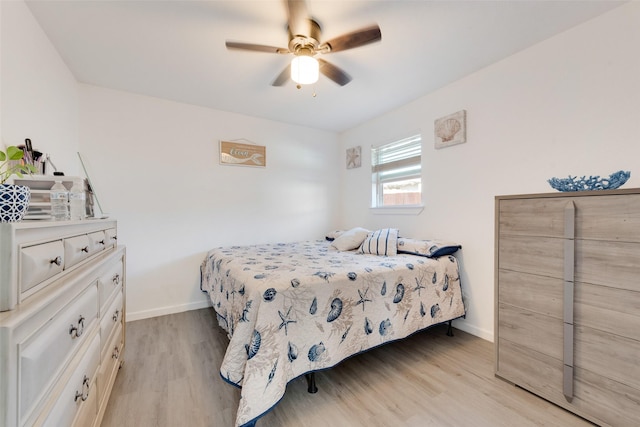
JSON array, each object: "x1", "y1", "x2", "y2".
[{"x1": 434, "y1": 110, "x2": 466, "y2": 149}]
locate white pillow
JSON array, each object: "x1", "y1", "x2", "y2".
[
  {"x1": 359, "y1": 228, "x2": 399, "y2": 256},
  {"x1": 331, "y1": 227, "x2": 370, "y2": 251}
]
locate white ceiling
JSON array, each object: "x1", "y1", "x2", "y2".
[{"x1": 25, "y1": 0, "x2": 625, "y2": 133}]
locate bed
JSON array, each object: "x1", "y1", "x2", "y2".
[{"x1": 200, "y1": 231, "x2": 466, "y2": 427}]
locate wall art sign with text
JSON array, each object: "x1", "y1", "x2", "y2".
[{"x1": 219, "y1": 140, "x2": 266, "y2": 167}]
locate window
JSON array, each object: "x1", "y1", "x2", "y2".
[{"x1": 371, "y1": 134, "x2": 422, "y2": 208}]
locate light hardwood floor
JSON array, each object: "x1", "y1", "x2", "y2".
[{"x1": 101, "y1": 308, "x2": 594, "y2": 427}]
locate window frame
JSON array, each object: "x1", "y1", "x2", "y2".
[{"x1": 370, "y1": 134, "x2": 423, "y2": 212}]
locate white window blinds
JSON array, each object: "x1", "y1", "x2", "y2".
[{"x1": 372, "y1": 135, "x2": 421, "y2": 182}]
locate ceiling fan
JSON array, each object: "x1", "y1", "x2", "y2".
[{"x1": 225, "y1": 0, "x2": 382, "y2": 87}]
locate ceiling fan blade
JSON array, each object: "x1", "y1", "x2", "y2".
[
  {"x1": 286, "y1": 0, "x2": 310, "y2": 37},
  {"x1": 318, "y1": 59, "x2": 352, "y2": 86},
  {"x1": 321, "y1": 25, "x2": 381, "y2": 53},
  {"x1": 272, "y1": 64, "x2": 291, "y2": 86},
  {"x1": 226, "y1": 41, "x2": 289, "y2": 54}
]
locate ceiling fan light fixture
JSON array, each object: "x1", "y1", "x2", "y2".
[{"x1": 291, "y1": 55, "x2": 319, "y2": 85}]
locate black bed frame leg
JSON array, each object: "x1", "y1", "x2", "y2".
[
  {"x1": 305, "y1": 373, "x2": 318, "y2": 393},
  {"x1": 446, "y1": 320, "x2": 454, "y2": 337}
]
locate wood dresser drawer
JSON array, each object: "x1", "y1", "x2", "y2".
[
  {"x1": 496, "y1": 338, "x2": 565, "y2": 401},
  {"x1": 572, "y1": 366, "x2": 640, "y2": 427},
  {"x1": 497, "y1": 196, "x2": 568, "y2": 237},
  {"x1": 497, "y1": 270, "x2": 563, "y2": 316},
  {"x1": 498, "y1": 235, "x2": 564, "y2": 278},
  {"x1": 497, "y1": 302, "x2": 563, "y2": 360},
  {"x1": 575, "y1": 239, "x2": 640, "y2": 290}
]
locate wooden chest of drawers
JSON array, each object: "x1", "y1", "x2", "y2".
[
  {"x1": 495, "y1": 189, "x2": 640, "y2": 427},
  {"x1": 0, "y1": 219, "x2": 125, "y2": 427}
]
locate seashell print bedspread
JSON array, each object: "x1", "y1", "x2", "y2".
[{"x1": 200, "y1": 240, "x2": 466, "y2": 427}]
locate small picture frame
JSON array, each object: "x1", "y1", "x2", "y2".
[
  {"x1": 435, "y1": 110, "x2": 466, "y2": 149},
  {"x1": 346, "y1": 146, "x2": 361, "y2": 169}
]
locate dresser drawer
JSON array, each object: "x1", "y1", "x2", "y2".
[
  {"x1": 97, "y1": 324, "x2": 123, "y2": 413},
  {"x1": 38, "y1": 333, "x2": 100, "y2": 427},
  {"x1": 498, "y1": 235, "x2": 564, "y2": 278},
  {"x1": 497, "y1": 302, "x2": 563, "y2": 361},
  {"x1": 64, "y1": 235, "x2": 92, "y2": 268},
  {"x1": 71, "y1": 384, "x2": 98, "y2": 427},
  {"x1": 498, "y1": 197, "x2": 567, "y2": 238},
  {"x1": 98, "y1": 258, "x2": 124, "y2": 312},
  {"x1": 64, "y1": 232, "x2": 108, "y2": 269},
  {"x1": 20, "y1": 240, "x2": 65, "y2": 295},
  {"x1": 497, "y1": 269, "x2": 563, "y2": 317},
  {"x1": 20, "y1": 284, "x2": 99, "y2": 419},
  {"x1": 496, "y1": 338, "x2": 565, "y2": 404},
  {"x1": 100, "y1": 291, "x2": 123, "y2": 356},
  {"x1": 575, "y1": 324, "x2": 640, "y2": 391},
  {"x1": 104, "y1": 228, "x2": 117, "y2": 248},
  {"x1": 87, "y1": 231, "x2": 107, "y2": 255}
]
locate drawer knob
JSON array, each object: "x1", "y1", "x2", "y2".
[
  {"x1": 112, "y1": 346, "x2": 120, "y2": 360},
  {"x1": 81, "y1": 246, "x2": 89, "y2": 253},
  {"x1": 69, "y1": 315, "x2": 85, "y2": 339},
  {"x1": 50, "y1": 256, "x2": 63, "y2": 266},
  {"x1": 74, "y1": 375, "x2": 91, "y2": 402},
  {"x1": 112, "y1": 309, "x2": 120, "y2": 322},
  {"x1": 99, "y1": 239, "x2": 105, "y2": 245},
  {"x1": 112, "y1": 273, "x2": 120, "y2": 286}
]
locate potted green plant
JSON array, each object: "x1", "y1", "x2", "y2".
[{"x1": 1, "y1": 146, "x2": 38, "y2": 222}]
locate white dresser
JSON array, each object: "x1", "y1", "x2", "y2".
[{"x1": 0, "y1": 219, "x2": 126, "y2": 427}]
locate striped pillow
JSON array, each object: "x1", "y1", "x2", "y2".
[{"x1": 359, "y1": 228, "x2": 399, "y2": 256}]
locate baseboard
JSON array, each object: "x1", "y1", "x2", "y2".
[
  {"x1": 125, "y1": 300, "x2": 495, "y2": 343},
  {"x1": 126, "y1": 299, "x2": 211, "y2": 322},
  {"x1": 452, "y1": 319, "x2": 494, "y2": 342}
]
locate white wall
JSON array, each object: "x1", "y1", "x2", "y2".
[
  {"x1": 78, "y1": 85, "x2": 340, "y2": 320},
  {"x1": 338, "y1": 2, "x2": 640, "y2": 341},
  {"x1": 0, "y1": 0, "x2": 79, "y2": 174}
]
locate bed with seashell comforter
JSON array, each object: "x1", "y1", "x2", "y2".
[{"x1": 200, "y1": 236, "x2": 466, "y2": 427}]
